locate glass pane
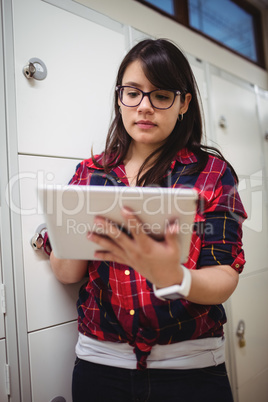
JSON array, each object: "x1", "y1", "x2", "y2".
[
  {"x1": 188, "y1": 0, "x2": 257, "y2": 62},
  {"x1": 145, "y1": 0, "x2": 175, "y2": 15}
]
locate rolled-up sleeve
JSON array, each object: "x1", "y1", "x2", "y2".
[{"x1": 198, "y1": 165, "x2": 247, "y2": 273}]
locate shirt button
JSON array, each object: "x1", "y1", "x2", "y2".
[
  {"x1": 129, "y1": 309, "x2": 135, "y2": 316},
  {"x1": 235, "y1": 263, "x2": 240, "y2": 268},
  {"x1": 124, "y1": 269, "x2": 130, "y2": 276}
]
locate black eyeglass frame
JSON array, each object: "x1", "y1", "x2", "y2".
[{"x1": 116, "y1": 85, "x2": 181, "y2": 110}]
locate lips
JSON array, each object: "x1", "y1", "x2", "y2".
[{"x1": 135, "y1": 120, "x2": 156, "y2": 129}]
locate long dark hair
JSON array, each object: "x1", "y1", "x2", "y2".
[{"x1": 93, "y1": 38, "x2": 238, "y2": 185}]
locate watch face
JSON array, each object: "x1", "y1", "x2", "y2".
[
  {"x1": 165, "y1": 293, "x2": 183, "y2": 301},
  {"x1": 154, "y1": 285, "x2": 183, "y2": 300}
]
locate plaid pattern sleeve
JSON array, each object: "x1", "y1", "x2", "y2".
[
  {"x1": 67, "y1": 150, "x2": 247, "y2": 370},
  {"x1": 189, "y1": 156, "x2": 247, "y2": 273}
]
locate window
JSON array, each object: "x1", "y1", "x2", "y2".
[
  {"x1": 145, "y1": 0, "x2": 175, "y2": 15},
  {"x1": 135, "y1": 0, "x2": 265, "y2": 67}
]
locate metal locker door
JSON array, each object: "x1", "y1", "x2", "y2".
[
  {"x1": 211, "y1": 71, "x2": 267, "y2": 276},
  {"x1": 229, "y1": 272, "x2": 268, "y2": 402},
  {"x1": 13, "y1": 0, "x2": 126, "y2": 159},
  {"x1": 18, "y1": 154, "x2": 84, "y2": 332},
  {"x1": 0, "y1": 251, "x2": 5, "y2": 340},
  {"x1": 188, "y1": 58, "x2": 212, "y2": 143},
  {"x1": 257, "y1": 90, "x2": 268, "y2": 181},
  {"x1": 0, "y1": 340, "x2": 9, "y2": 402},
  {"x1": 8, "y1": 0, "x2": 127, "y2": 398},
  {"x1": 28, "y1": 322, "x2": 78, "y2": 402},
  {"x1": 211, "y1": 72, "x2": 263, "y2": 177},
  {"x1": 211, "y1": 71, "x2": 268, "y2": 402}
]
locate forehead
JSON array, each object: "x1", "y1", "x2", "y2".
[{"x1": 122, "y1": 60, "x2": 154, "y2": 88}]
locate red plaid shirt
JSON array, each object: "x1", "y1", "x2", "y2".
[{"x1": 69, "y1": 148, "x2": 247, "y2": 369}]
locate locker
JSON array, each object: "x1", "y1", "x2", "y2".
[
  {"x1": 210, "y1": 72, "x2": 268, "y2": 276},
  {"x1": 211, "y1": 73, "x2": 263, "y2": 177},
  {"x1": 230, "y1": 271, "x2": 268, "y2": 402},
  {"x1": 19, "y1": 155, "x2": 85, "y2": 332},
  {"x1": 0, "y1": 340, "x2": 8, "y2": 402},
  {"x1": 1, "y1": 0, "x2": 267, "y2": 400},
  {"x1": 0, "y1": 253, "x2": 5, "y2": 340},
  {"x1": 257, "y1": 93, "x2": 268, "y2": 180},
  {"x1": 28, "y1": 322, "x2": 77, "y2": 402},
  {"x1": 13, "y1": 0, "x2": 126, "y2": 159},
  {"x1": 188, "y1": 58, "x2": 212, "y2": 143},
  {"x1": 237, "y1": 369, "x2": 268, "y2": 402}
]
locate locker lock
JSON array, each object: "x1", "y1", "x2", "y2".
[
  {"x1": 219, "y1": 115, "x2": 227, "y2": 129},
  {"x1": 31, "y1": 224, "x2": 52, "y2": 256},
  {"x1": 236, "y1": 320, "x2": 246, "y2": 348},
  {"x1": 31, "y1": 233, "x2": 44, "y2": 250},
  {"x1": 23, "y1": 57, "x2": 47, "y2": 80}
]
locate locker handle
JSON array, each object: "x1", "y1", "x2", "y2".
[
  {"x1": 31, "y1": 224, "x2": 51, "y2": 256},
  {"x1": 23, "y1": 58, "x2": 47, "y2": 80},
  {"x1": 236, "y1": 320, "x2": 246, "y2": 348}
]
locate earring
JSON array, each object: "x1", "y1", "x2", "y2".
[{"x1": 178, "y1": 114, "x2": 183, "y2": 121}]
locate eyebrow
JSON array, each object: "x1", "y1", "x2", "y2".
[{"x1": 123, "y1": 81, "x2": 141, "y2": 87}]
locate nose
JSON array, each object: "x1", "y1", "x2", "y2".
[{"x1": 137, "y1": 94, "x2": 154, "y2": 112}]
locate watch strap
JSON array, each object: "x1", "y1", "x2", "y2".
[{"x1": 153, "y1": 265, "x2": 192, "y2": 301}]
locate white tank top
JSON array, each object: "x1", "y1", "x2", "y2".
[{"x1": 75, "y1": 333, "x2": 225, "y2": 369}]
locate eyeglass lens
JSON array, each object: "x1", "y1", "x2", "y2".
[{"x1": 119, "y1": 87, "x2": 176, "y2": 109}]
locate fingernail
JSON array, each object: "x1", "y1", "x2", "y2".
[{"x1": 121, "y1": 207, "x2": 132, "y2": 214}]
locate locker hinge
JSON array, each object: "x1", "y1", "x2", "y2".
[
  {"x1": 0, "y1": 284, "x2": 6, "y2": 314},
  {"x1": 5, "y1": 364, "x2": 10, "y2": 395}
]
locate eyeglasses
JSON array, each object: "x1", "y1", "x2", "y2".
[{"x1": 116, "y1": 85, "x2": 181, "y2": 110}]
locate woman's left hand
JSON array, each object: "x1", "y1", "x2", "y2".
[{"x1": 87, "y1": 207, "x2": 184, "y2": 288}]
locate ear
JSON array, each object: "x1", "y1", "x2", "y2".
[{"x1": 180, "y1": 93, "x2": 192, "y2": 114}]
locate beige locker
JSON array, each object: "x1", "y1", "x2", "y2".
[
  {"x1": 1, "y1": 0, "x2": 267, "y2": 400},
  {"x1": 0, "y1": 340, "x2": 8, "y2": 402},
  {"x1": 28, "y1": 322, "x2": 78, "y2": 402},
  {"x1": 0, "y1": 257, "x2": 5, "y2": 340},
  {"x1": 19, "y1": 155, "x2": 84, "y2": 332},
  {"x1": 230, "y1": 272, "x2": 268, "y2": 402},
  {"x1": 211, "y1": 70, "x2": 268, "y2": 401},
  {"x1": 13, "y1": 0, "x2": 126, "y2": 159}
]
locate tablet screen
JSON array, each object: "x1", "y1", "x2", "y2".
[{"x1": 38, "y1": 185, "x2": 198, "y2": 263}]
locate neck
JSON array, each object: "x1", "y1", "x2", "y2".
[
  {"x1": 125, "y1": 141, "x2": 159, "y2": 166},
  {"x1": 124, "y1": 141, "x2": 160, "y2": 186}
]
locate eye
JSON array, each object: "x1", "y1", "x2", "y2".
[
  {"x1": 126, "y1": 89, "x2": 141, "y2": 98},
  {"x1": 154, "y1": 90, "x2": 173, "y2": 101}
]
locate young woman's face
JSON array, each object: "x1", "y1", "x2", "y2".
[{"x1": 118, "y1": 60, "x2": 191, "y2": 151}]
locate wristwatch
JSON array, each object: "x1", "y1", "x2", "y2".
[{"x1": 153, "y1": 265, "x2": 192, "y2": 301}]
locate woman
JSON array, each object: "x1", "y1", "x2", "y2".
[{"x1": 50, "y1": 39, "x2": 247, "y2": 402}]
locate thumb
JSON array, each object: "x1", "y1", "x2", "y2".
[{"x1": 165, "y1": 220, "x2": 180, "y2": 245}]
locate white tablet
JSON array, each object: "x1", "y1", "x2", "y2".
[{"x1": 38, "y1": 185, "x2": 198, "y2": 263}]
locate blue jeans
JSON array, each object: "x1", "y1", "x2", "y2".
[{"x1": 72, "y1": 358, "x2": 234, "y2": 402}]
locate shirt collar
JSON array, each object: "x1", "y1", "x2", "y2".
[
  {"x1": 170, "y1": 148, "x2": 197, "y2": 170},
  {"x1": 86, "y1": 148, "x2": 197, "y2": 171},
  {"x1": 85, "y1": 154, "x2": 106, "y2": 170}
]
